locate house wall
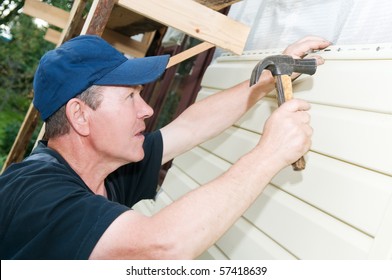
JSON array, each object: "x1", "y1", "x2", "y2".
[
  {"x1": 134, "y1": 43, "x2": 392, "y2": 259},
  {"x1": 133, "y1": 0, "x2": 392, "y2": 259}
]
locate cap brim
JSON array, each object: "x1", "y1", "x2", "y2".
[{"x1": 94, "y1": 54, "x2": 170, "y2": 86}]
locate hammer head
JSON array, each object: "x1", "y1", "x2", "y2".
[{"x1": 250, "y1": 55, "x2": 317, "y2": 86}]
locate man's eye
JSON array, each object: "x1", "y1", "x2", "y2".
[{"x1": 128, "y1": 93, "x2": 134, "y2": 99}]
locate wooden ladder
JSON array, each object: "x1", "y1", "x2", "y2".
[{"x1": 1, "y1": 0, "x2": 249, "y2": 172}]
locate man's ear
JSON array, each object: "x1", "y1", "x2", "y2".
[{"x1": 65, "y1": 98, "x2": 90, "y2": 136}]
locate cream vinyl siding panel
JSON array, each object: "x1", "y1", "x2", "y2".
[
  {"x1": 244, "y1": 186, "x2": 373, "y2": 259},
  {"x1": 197, "y1": 246, "x2": 228, "y2": 260},
  {"x1": 170, "y1": 149, "x2": 375, "y2": 259},
  {"x1": 137, "y1": 44, "x2": 392, "y2": 259},
  {"x1": 198, "y1": 92, "x2": 392, "y2": 175},
  {"x1": 200, "y1": 128, "x2": 392, "y2": 237},
  {"x1": 215, "y1": 217, "x2": 297, "y2": 260},
  {"x1": 160, "y1": 165, "x2": 297, "y2": 260}
]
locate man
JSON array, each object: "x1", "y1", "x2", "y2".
[{"x1": 0, "y1": 35, "x2": 330, "y2": 259}]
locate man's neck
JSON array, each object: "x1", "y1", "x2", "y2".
[{"x1": 47, "y1": 135, "x2": 119, "y2": 196}]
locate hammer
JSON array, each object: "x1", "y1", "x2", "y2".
[{"x1": 249, "y1": 55, "x2": 317, "y2": 171}]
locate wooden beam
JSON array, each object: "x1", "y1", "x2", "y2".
[
  {"x1": 106, "y1": 5, "x2": 155, "y2": 35},
  {"x1": 22, "y1": 0, "x2": 69, "y2": 29},
  {"x1": 141, "y1": 31, "x2": 155, "y2": 46},
  {"x1": 46, "y1": 27, "x2": 155, "y2": 58},
  {"x1": 194, "y1": 0, "x2": 242, "y2": 11},
  {"x1": 81, "y1": 0, "x2": 116, "y2": 36},
  {"x1": 117, "y1": 0, "x2": 250, "y2": 54},
  {"x1": 102, "y1": 29, "x2": 153, "y2": 57},
  {"x1": 44, "y1": 28, "x2": 61, "y2": 44},
  {"x1": 58, "y1": 0, "x2": 87, "y2": 44},
  {"x1": 167, "y1": 41, "x2": 215, "y2": 68}
]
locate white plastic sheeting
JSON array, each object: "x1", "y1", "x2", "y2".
[{"x1": 227, "y1": 0, "x2": 392, "y2": 50}]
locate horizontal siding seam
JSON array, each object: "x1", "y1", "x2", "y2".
[
  {"x1": 268, "y1": 181, "x2": 376, "y2": 239},
  {"x1": 240, "y1": 215, "x2": 300, "y2": 259},
  {"x1": 310, "y1": 150, "x2": 392, "y2": 177}
]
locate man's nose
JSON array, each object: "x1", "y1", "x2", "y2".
[{"x1": 137, "y1": 97, "x2": 154, "y2": 119}]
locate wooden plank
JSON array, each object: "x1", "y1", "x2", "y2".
[
  {"x1": 23, "y1": 0, "x2": 69, "y2": 29},
  {"x1": 106, "y1": 1, "x2": 240, "y2": 37},
  {"x1": 102, "y1": 29, "x2": 151, "y2": 57},
  {"x1": 81, "y1": 0, "x2": 116, "y2": 36},
  {"x1": 44, "y1": 28, "x2": 61, "y2": 44},
  {"x1": 58, "y1": 0, "x2": 87, "y2": 44},
  {"x1": 40, "y1": 0, "x2": 86, "y2": 46},
  {"x1": 117, "y1": 0, "x2": 250, "y2": 54},
  {"x1": 141, "y1": 31, "x2": 155, "y2": 46},
  {"x1": 194, "y1": 0, "x2": 242, "y2": 11},
  {"x1": 106, "y1": 5, "x2": 163, "y2": 36},
  {"x1": 167, "y1": 42, "x2": 215, "y2": 68}
]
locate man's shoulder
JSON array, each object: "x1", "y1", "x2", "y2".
[
  {"x1": 2, "y1": 153, "x2": 71, "y2": 181},
  {"x1": 0, "y1": 155, "x2": 86, "y2": 202}
]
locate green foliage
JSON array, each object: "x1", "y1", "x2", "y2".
[
  {"x1": 0, "y1": 110, "x2": 23, "y2": 169},
  {"x1": 0, "y1": 121, "x2": 21, "y2": 155},
  {"x1": 0, "y1": 1, "x2": 25, "y2": 27},
  {"x1": 0, "y1": 0, "x2": 66, "y2": 165},
  {"x1": 0, "y1": 15, "x2": 53, "y2": 104},
  {"x1": 0, "y1": 118, "x2": 42, "y2": 170},
  {"x1": 0, "y1": 0, "x2": 92, "y2": 166}
]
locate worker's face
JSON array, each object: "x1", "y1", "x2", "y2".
[{"x1": 88, "y1": 85, "x2": 153, "y2": 164}]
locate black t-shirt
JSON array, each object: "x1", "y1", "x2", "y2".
[{"x1": 0, "y1": 131, "x2": 163, "y2": 259}]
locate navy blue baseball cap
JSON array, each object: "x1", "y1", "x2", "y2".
[{"x1": 33, "y1": 35, "x2": 169, "y2": 121}]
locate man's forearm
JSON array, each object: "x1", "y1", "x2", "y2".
[
  {"x1": 161, "y1": 74, "x2": 274, "y2": 164},
  {"x1": 152, "y1": 145, "x2": 282, "y2": 258}
]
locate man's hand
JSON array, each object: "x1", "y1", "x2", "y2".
[
  {"x1": 250, "y1": 35, "x2": 331, "y2": 95},
  {"x1": 283, "y1": 36, "x2": 332, "y2": 80},
  {"x1": 256, "y1": 99, "x2": 313, "y2": 170}
]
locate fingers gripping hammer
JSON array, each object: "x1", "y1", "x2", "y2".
[{"x1": 249, "y1": 55, "x2": 317, "y2": 171}]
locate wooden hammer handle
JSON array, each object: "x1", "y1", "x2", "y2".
[{"x1": 275, "y1": 74, "x2": 306, "y2": 171}]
